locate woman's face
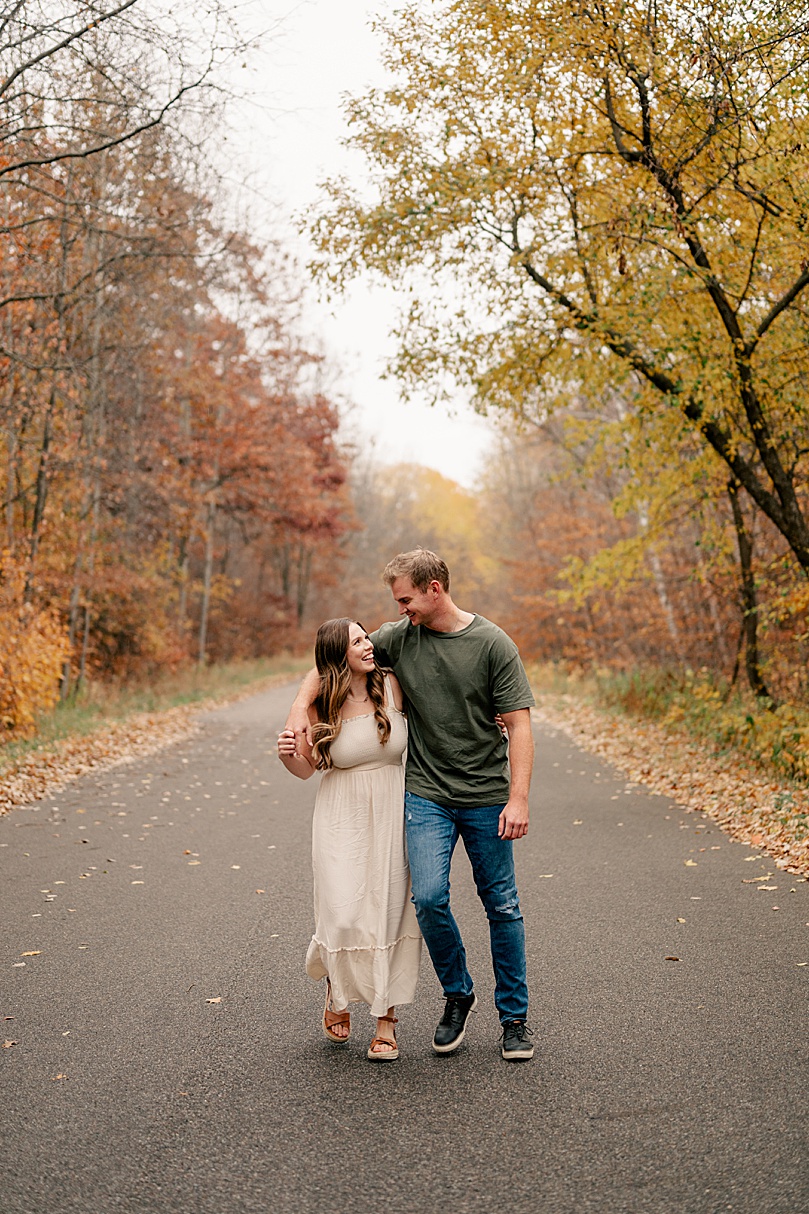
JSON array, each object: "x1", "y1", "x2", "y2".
[{"x1": 346, "y1": 622, "x2": 375, "y2": 677}]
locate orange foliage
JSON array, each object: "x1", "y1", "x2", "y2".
[{"x1": 0, "y1": 553, "x2": 69, "y2": 734}]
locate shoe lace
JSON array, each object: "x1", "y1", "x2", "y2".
[
  {"x1": 440, "y1": 995, "x2": 473, "y2": 1025},
  {"x1": 501, "y1": 1020, "x2": 533, "y2": 1042}
]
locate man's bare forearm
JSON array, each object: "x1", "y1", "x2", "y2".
[
  {"x1": 285, "y1": 667, "x2": 320, "y2": 736},
  {"x1": 507, "y1": 714, "x2": 534, "y2": 803},
  {"x1": 498, "y1": 709, "x2": 534, "y2": 839}
]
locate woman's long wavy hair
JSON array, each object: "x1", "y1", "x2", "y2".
[{"x1": 310, "y1": 618, "x2": 391, "y2": 770}]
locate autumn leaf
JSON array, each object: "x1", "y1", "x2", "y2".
[
  {"x1": 19, "y1": 951, "x2": 41, "y2": 957},
  {"x1": 2, "y1": 1039, "x2": 17, "y2": 1048},
  {"x1": 205, "y1": 997, "x2": 222, "y2": 1004}
]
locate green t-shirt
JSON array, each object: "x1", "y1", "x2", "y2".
[{"x1": 370, "y1": 614, "x2": 535, "y2": 809}]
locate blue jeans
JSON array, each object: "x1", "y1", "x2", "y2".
[{"x1": 404, "y1": 792, "x2": 528, "y2": 1023}]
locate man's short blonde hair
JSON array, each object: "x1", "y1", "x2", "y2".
[{"x1": 382, "y1": 549, "x2": 450, "y2": 593}]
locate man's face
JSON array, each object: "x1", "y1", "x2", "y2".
[{"x1": 390, "y1": 576, "x2": 440, "y2": 627}]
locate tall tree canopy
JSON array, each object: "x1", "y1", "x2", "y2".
[{"x1": 312, "y1": 0, "x2": 809, "y2": 573}]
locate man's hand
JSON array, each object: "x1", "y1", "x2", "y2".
[
  {"x1": 498, "y1": 796, "x2": 529, "y2": 840},
  {"x1": 286, "y1": 702, "x2": 314, "y2": 749},
  {"x1": 498, "y1": 707, "x2": 534, "y2": 840},
  {"x1": 285, "y1": 667, "x2": 320, "y2": 747}
]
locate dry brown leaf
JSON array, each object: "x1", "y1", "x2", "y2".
[
  {"x1": 2, "y1": 1039, "x2": 17, "y2": 1048},
  {"x1": 19, "y1": 950, "x2": 41, "y2": 957},
  {"x1": 205, "y1": 997, "x2": 222, "y2": 1004},
  {"x1": 664, "y1": 955, "x2": 681, "y2": 961},
  {"x1": 684, "y1": 860, "x2": 697, "y2": 867}
]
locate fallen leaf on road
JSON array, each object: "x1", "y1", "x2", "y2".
[
  {"x1": 231, "y1": 865, "x2": 240, "y2": 870},
  {"x1": 205, "y1": 997, "x2": 222, "y2": 1004},
  {"x1": 742, "y1": 876, "x2": 772, "y2": 883},
  {"x1": 676, "y1": 917, "x2": 686, "y2": 923},
  {"x1": 255, "y1": 889, "x2": 265, "y2": 894},
  {"x1": 51, "y1": 1074, "x2": 67, "y2": 1081},
  {"x1": 797, "y1": 962, "x2": 808, "y2": 967},
  {"x1": 664, "y1": 956, "x2": 680, "y2": 961},
  {"x1": 2, "y1": 1039, "x2": 17, "y2": 1048},
  {"x1": 538, "y1": 873, "x2": 554, "y2": 879},
  {"x1": 188, "y1": 860, "x2": 201, "y2": 865},
  {"x1": 573, "y1": 819, "x2": 583, "y2": 825},
  {"x1": 684, "y1": 860, "x2": 697, "y2": 867},
  {"x1": 184, "y1": 850, "x2": 191, "y2": 855},
  {"x1": 19, "y1": 951, "x2": 41, "y2": 957},
  {"x1": 758, "y1": 885, "x2": 778, "y2": 891},
  {"x1": 131, "y1": 880, "x2": 144, "y2": 885}
]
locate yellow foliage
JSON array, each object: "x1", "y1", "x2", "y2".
[{"x1": 0, "y1": 553, "x2": 70, "y2": 737}]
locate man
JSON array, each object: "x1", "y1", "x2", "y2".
[{"x1": 287, "y1": 549, "x2": 535, "y2": 1061}]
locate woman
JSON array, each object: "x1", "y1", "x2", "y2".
[{"x1": 277, "y1": 618, "x2": 421, "y2": 1060}]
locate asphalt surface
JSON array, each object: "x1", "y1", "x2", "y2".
[{"x1": 1, "y1": 682, "x2": 807, "y2": 1214}]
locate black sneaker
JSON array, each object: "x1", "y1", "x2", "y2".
[
  {"x1": 500, "y1": 1020, "x2": 534, "y2": 1061},
  {"x1": 432, "y1": 993, "x2": 477, "y2": 1054}
]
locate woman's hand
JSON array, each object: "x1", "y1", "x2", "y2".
[
  {"x1": 277, "y1": 727, "x2": 315, "y2": 779},
  {"x1": 277, "y1": 728, "x2": 298, "y2": 756}
]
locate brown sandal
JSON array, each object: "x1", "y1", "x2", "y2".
[
  {"x1": 322, "y1": 980, "x2": 350, "y2": 1043},
  {"x1": 367, "y1": 1015, "x2": 399, "y2": 1061}
]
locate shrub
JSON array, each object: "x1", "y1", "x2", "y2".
[{"x1": 0, "y1": 553, "x2": 70, "y2": 736}]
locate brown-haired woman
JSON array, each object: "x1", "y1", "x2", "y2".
[{"x1": 277, "y1": 618, "x2": 421, "y2": 1060}]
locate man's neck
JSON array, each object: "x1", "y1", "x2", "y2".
[{"x1": 425, "y1": 598, "x2": 475, "y2": 634}]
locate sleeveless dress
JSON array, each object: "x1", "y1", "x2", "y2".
[{"x1": 305, "y1": 682, "x2": 422, "y2": 1017}]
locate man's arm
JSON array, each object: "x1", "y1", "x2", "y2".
[
  {"x1": 285, "y1": 667, "x2": 320, "y2": 746},
  {"x1": 498, "y1": 708, "x2": 534, "y2": 840}
]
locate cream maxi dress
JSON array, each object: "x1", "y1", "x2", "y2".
[{"x1": 305, "y1": 680, "x2": 422, "y2": 1016}]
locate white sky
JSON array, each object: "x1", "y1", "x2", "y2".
[{"x1": 223, "y1": 0, "x2": 493, "y2": 488}]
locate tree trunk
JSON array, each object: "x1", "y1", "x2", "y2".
[
  {"x1": 198, "y1": 497, "x2": 216, "y2": 665},
  {"x1": 727, "y1": 479, "x2": 771, "y2": 702},
  {"x1": 637, "y1": 502, "x2": 684, "y2": 661}
]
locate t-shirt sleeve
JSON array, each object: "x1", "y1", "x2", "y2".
[
  {"x1": 489, "y1": 637, "x2": 535, "y2": 713},
  {"x1": 369, "y1": 621, "x2": 395, "y2": 669}
]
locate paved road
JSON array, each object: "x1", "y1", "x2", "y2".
[{"x1": 1, "y1": 683, "x2": 807, "y2": 1214}]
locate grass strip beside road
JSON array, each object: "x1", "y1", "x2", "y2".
[
  {"x1": 0, "y1": 656, "x2": 309, "y2": 816},
  {"x1": 530, "y1": 664, "x2": 809, "y2": 876}
]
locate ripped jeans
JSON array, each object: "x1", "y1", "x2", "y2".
[{"x1": 404, "y1": 792, "x2": 528, "y2": 1023}]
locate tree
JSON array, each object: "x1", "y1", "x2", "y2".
[{"x1": 311, "y1": 0, "x2": 809, "y2": 576}]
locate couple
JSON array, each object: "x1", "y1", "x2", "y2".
[{"x1": 278, "y1": 549, "x2": 535, "y2": 1062}]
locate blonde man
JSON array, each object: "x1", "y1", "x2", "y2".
[{"x1": 287, "y1": 549, "x2": 535, "y2": 1061}]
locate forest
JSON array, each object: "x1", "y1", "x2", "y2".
[{"x1": 2, "y1": 0, "x2": 809, "y2": 765}]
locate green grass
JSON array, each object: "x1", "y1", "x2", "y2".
[{"x1": 0, "y1": 654, "x2": 310, "y2": 772}]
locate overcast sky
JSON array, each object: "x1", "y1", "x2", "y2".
[{"x1": 223, "y1": 0, "x2": 494, "y2": 488}]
